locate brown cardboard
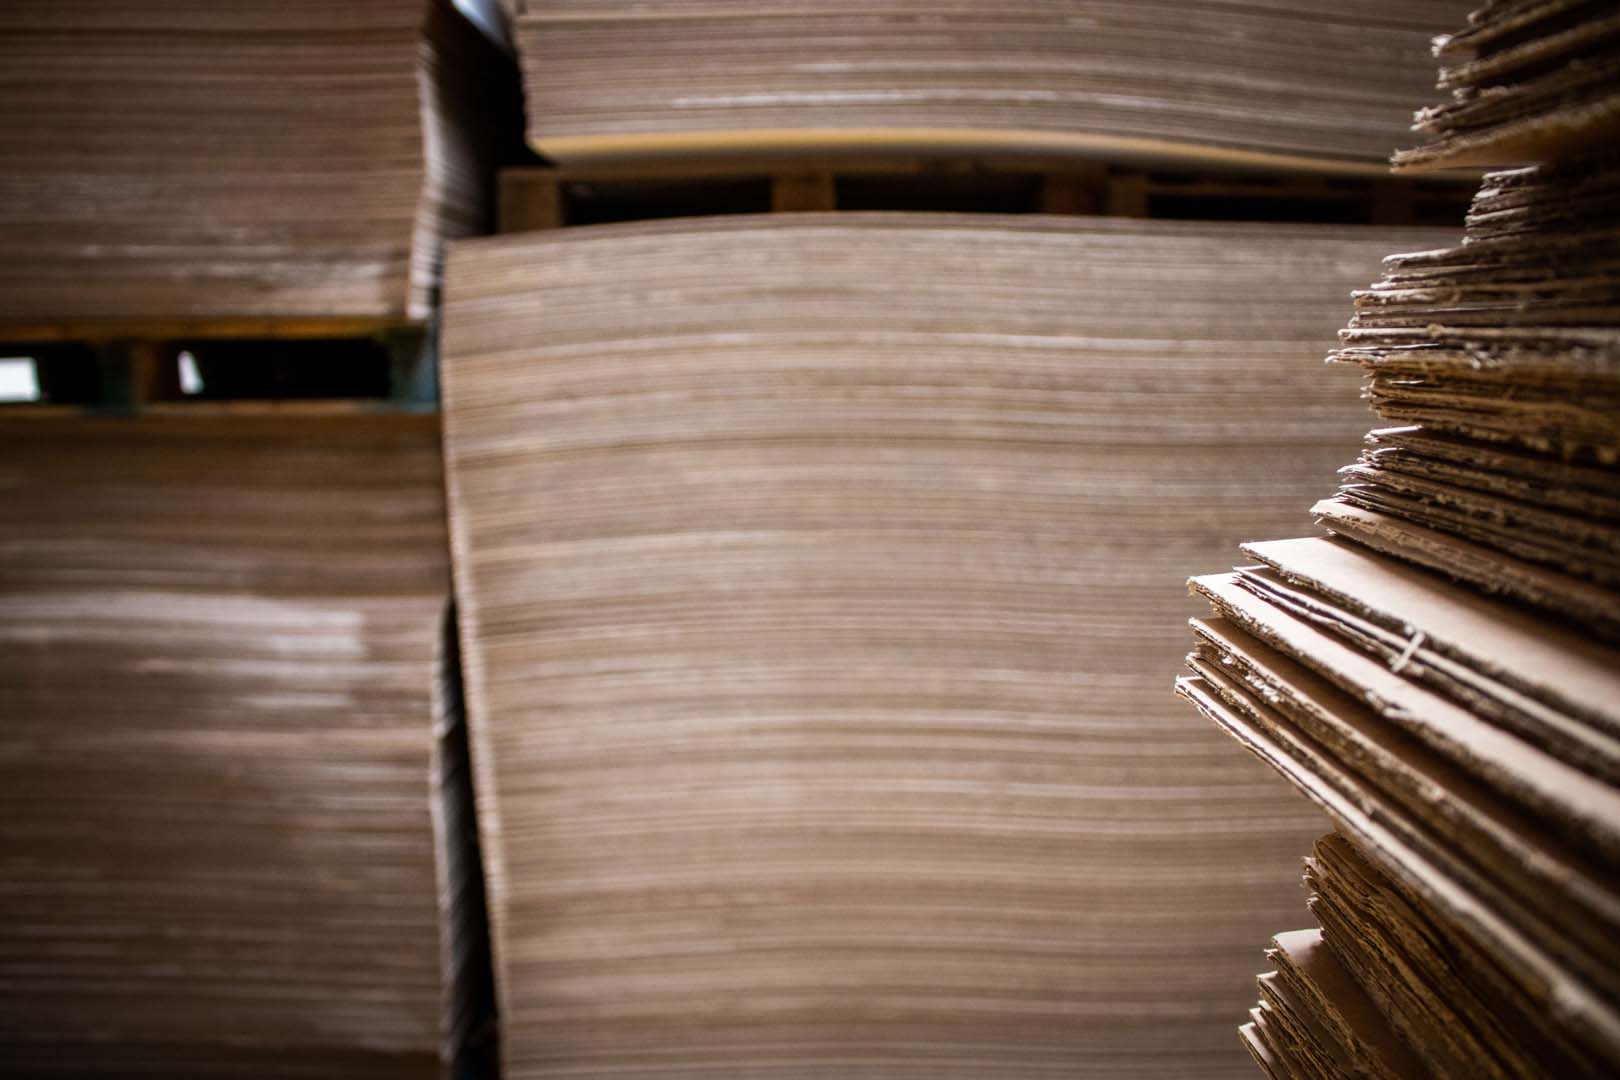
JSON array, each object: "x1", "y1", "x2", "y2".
[
  {"x1": 1188, "y1": 574, "x2": 1620, "y2": 866},
  {"x1": 1238, "y1": 535, "x2": 1620, "y2": 774},
  {"x1": 1334, "y1": 472, "x2": 1620, "y2": 585},
  {"x1": 1334, "y1": 157, "x2": 1620, "y2": 470},
  {"x1": 1239, "y1": 1018, "x2": 1290, "y2": 1080},
  {"x1": 1230, "y1": 566, "x2": 1620, "y2": 784},
  {"x1": 1248, "y1": 1005, "x2": 1316, "y2": 1080},
  {"x1": 1393, "y1": 4, "x2": 1620, "y2": 171},
  {"x1": 0, "y1": 0, "x2": 511, "y2": 321},
  {"x1": 1181, "y1": 623, "x2": 1620, "y2": 1004},
  {"x1": 509, "y1": 1, "x2": 1470, "y2": 168},
  {"x1": 1174, "y1": 671, "x2": 1620, "y2": 1067},
  {"x1": 1436, "y1": 1, "x2": 1596, "y2": 63},
  {"x1": 436, "y1": 212, "x2": 1455, "y2": 1078},
  {"x1": 1340, "y1": 460, "x2": 1620, "y2": 556},
  {"x1": 1255, "y1": 967, "x2": 1346, "y2": 1079},
  {"x1": 1307, "y1": 832, "x2": 1605, "y2": 1079},
  {"x1": 0, "y1": 415, "x2": 467, "y2": 1076},
  {"x1": 1315, "y1": 829, "x2": 1607, "y2": 1080},
  {"x1": 1359, "y1": 430, "x2": 1620, "y2": 518},
  {"x1": 1312, "y1": 498, "x2": 1620, "y2": 638},
  {"x1": 1267, "y1": 927, "x2": 1430, "y2": 1080}
]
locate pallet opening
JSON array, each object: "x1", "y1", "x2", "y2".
[
  {"x1": 833, "y1": 172, "x2": 1043, "y2": 214},
  {"x1": 1148, "y1": 192, "x2": 1369, "y2": 223},
  {"x1": 502, "y1": 159, "x2": 1476, "y2": 234},
  {"x1": 176, "y1": 339, "x2": 393, "y2": 401},
  {"x1": 563, "y1": 177, "x2": 773, "y2": 225},
  {"x1": 0, "y1": 336, "x2": 421, "y2": 413},
  {"x1": 0, "y1": 346, "x2": 101, "y2": 407}
]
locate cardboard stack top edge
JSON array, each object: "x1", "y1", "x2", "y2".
[
  {"x1": 1181, "y1": 2, "x2": 1620, "y2": 1076},
  {"x1": 506, "y1": 0, "x2": 1475, "y2": 170},
  {"x1": 0, "y1": 0, "x2": 513, "y2": 324},
  {"x1": 1242, "y1": 926, "x2": 1429, "y2": 1080},
  {"x1": 0, "y1": 414, "x2": 480, "y2": 1077},
  {"x1": 440, "y1": 211, "x2": 1451, "y2": 1078},
  {"x1": 1319, "y1": 153, "x2": 1620, "y2": 639},
  {"x1": 1394, "y1": 0, "x2": 1620, "y2": 171}
]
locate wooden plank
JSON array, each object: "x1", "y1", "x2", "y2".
[
  {"x1": 499, "y1": 170, "x2": 564, "y2": 232},
  {"x1": 771, "y1": 171, "x2": 836, "y2": 212},
  {"x1": 0, "y1": 399, "x2": 434, "y2": 420},
  {"x1": 0, "y1": 317, "x2": 416, "y2": 345},
  {"x1": 495, "y1": 157, "x2": 1469, "y2": 235},
  {"x1": 127, "y1": 341, "x2": 180, "y2": 406},
  {"x1": 1106, "y1": 173, "x2": 1151, "y2": 216},
  {"x1": 1040, "y1": 164, "x2": 1105, "y2": 215}
]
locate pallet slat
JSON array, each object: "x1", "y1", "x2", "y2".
[{"x1": 498, "y1": 158, "x2": 1473, "y2": 233}]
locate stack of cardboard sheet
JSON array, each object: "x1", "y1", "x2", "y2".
[
  {"x1": 1240, "y1": 828, "x2": 1615, "y2": 1079},
  {"x1": 440, "y1": 213, "x2": 1449, "y2": 1078},
  {"x1": 504, "y1": 0, "x2": 1472, "y2": 169},
  {"x1": 0, "y1": 0, "x2": 512, "y2": 323},
  {"x1": 1394, "y1": 0, "x2": 1620, "y2": 171},
  {"x1": 1241, "y1": 924, "x2": 1428, "y2": 1080},
  {"x1": 1180, "y1": 532, "x2": 1620, "y2": 1074},
  {"x1": 1318, "y1": 155, "x2": 1620, "y2": 637},
  {"x1": 0, "y1": 415, "x2": 483, "y2": 1077},
  {"x1": 1180, "y1": 4, "x2": 1620, "y2": 1075}
]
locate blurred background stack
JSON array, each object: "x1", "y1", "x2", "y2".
[
  {"x1": 0, "y1": 0, "x2": 512, "y2": 322},
  {"x1": 0, "y1": 1, "x2": 511, "y2": 1074},
  {"x1": 504, "y1": 0, "x2": 1453, "y2": 170},
  {"x1": 4, "y1": 2, "x2": 1568, "y2": 1078},
  {"x1": 1179, "y1": 3, "x2": 1620, "y2": 1076},
  {"x1": 0, "y1": 416, "x2": 486, "y2": 1077}
]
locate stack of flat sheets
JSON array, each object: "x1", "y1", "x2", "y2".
[
  {"x1": 504, "y1": 0, "x2": 1472, "y2": 169},
  {"x1": 0, "y1": 0, "x2": 511, "y2": 323},
  {"x1": 1242, "y1": 923, "x2": 1427, "y2": 1080},
  {"x1": 1180, "y1": 533, "x2": 1620, "y2": 1075},
  {"x1": 1239, "y1": 829, "x2": 1616, "y2": 1079},
  {"x1": 1394, "y1": 0, "x2": 1620, "y2": 171},
  {"x1": 439, "y1": 212, "x2": 1448, "y2": 1078},
  {"x1": 1319, "y1": 155, "x2": 1620, "y2": 637},
  {"x1": 1181, "y1": 5, "x2": 1620, "y2": 1075},
  {"x1": 0, "y1": 415, "x2": 481, "y2": 1077}
]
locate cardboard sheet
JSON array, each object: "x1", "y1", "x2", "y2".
[
  {"x1": 1394, "y1": 4, "x2": 1620, "y2": 170},
  {"x1": 507, "y1": 1, "x2": 1470, "y2": 169},
  {"x1": 1182, "y1": 619, "x2": 1620, "y2": 1006},
  {"x1": 1312, "y1": 498, "x2": 1620, "y2": 640},
  {"x1": 0, "y1": 0, "x2": 511, "y2": 322},
  {"x1": 1264, "y1": 927, "x2": 1429, "y2": 1080},
  {"x1": 1189, "y1": 574, "x2": 1620, "y2": 868},
  {"x1": 0, "y1": 415, "x2": 471, "y2": 1076},
  {"x1": 1235, "y1": 537, "x2": 1620, "y2": 780},
  {"x1": 1174, "y1": 672, "x2": 1620, "y2": 1068},
  {"x1": 1306, "y1": 832, "x2": 1603, "y2": 1078},
  {"x1": 436, "y1": 213, "x2": 1454, "y2": 1078}
]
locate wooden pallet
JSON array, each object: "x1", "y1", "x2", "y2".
[
  {"x1": 0, "y1": 320, "x2": 436, "y2": 416},
  {"x1": 499, "y1": 154, "x2": 1474, "y2": 233},
  {"x1": 0, "y1": 316, "x2": 412, "y2": 346}
]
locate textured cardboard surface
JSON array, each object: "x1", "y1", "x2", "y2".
[
  {"x1": 1175, "y1": 670, "x2": 1620, "y2": 1068},
  {"x1": 1395, "y1": 2, "x2": 1620, "y2": 170},
  {"x1": 1238, "y1": 535, "x2": 1620, "y2": 779},
  {"x1": 1306, "y1": 832, "x2": 1604, "y2": 1078},
  {"x1": 0, "y1": 415, "x2": 466, "y2": 1076},
  {"x1": 0, "y1": 0, "x2": 510, "y2": 322},
  {"x1": 507, "y1": 1, "x2": 1471, "y2": 169},
  {"x1": 438, "y1": 213, "x2": 1449, "y2": 1077}
]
